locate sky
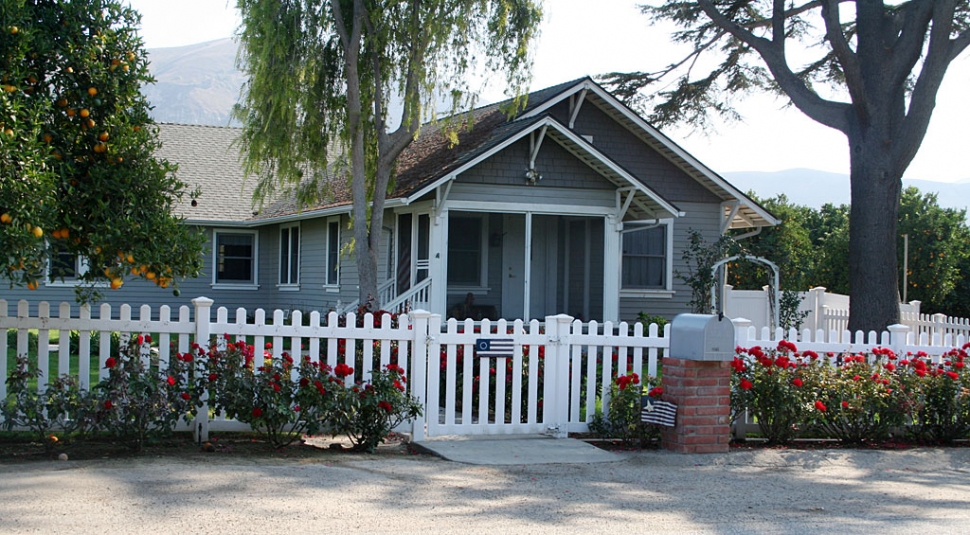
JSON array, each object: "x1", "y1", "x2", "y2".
[{"x1": 126, "y1": 0, "x2": 970, "y2": 183}]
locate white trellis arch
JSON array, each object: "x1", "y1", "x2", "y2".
[{"x1": 711, "y1": 255, "x2": 780, "y2": 329}]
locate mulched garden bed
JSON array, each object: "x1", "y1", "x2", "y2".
[{"x1": 0, "y1": 431, "x2": 419, "y2": 464}]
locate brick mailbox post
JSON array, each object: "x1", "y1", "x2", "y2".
[{"x1": 660, "y1": 314, "x2": 735, "y2": 454}]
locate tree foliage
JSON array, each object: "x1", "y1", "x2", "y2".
[
  {"x1": 726, "y1": 189, "x2": 970, "y2": 318},
  {"x1": 604, "y1": 0, "x2": 970, "y2": 332},
  {"x1": 0, "y1": 0, "x2": 204, "y2": 301},
  {"x1": 233, "y1": 0, "x2": 542, "y2": 306}
]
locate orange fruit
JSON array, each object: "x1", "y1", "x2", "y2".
[
  {"x1": 42, "y1": 133, "x2": 52, "y2": 143},
  {"x1": 98, "y1": 132, "x2": 109, "y2": 142},
  {"x1": 56, "y1": 98, "x2": 67, "y2": 107},
  {"x1": 10, "y1": 26, "x2": 18, "y2": 35},
  {"x1": 3, "y1": 85, "x2": 15, "y2": 93},
  {"x1": 86, "y1": 118, "x2": 95, "y2": 128},
  {"x1": 3, "y1": 128, "x2": 12, "y2": 138},
  {"x1": 126, "y1": 52, "x2": 135, "y2": 61},
  {"x1": 31, "y1": 226, "x2": 43, "y2": 238},
  {"x1": 0, "y1": 213, "x2": 11, "y2": 224},
  {"x1": 60, "y1": 228, "x2": 69, "y2": 238},
  {"x1": 79, "y1": 108, "x2": 90, "y2": 118},
  {"x1": 126, "y1": 254, "x2": 134, "y2": 264},
  {"x1": 130, "y1": 267, "x2": 140, "y2": 276},
  {"x1": 66, "y1": 108, "x2": 76, "y2": 117},
  {"x1": 26, "y1": 281, "x2": 38, "y2": 291},
  {"x1": 110, "y1": 278, "x2": 123, "y2": 290},
  {"x1": 87, "y1": 87, "x2": 97, "y2": 96}
]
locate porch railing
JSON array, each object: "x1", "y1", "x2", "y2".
[{"x1": 383, "y1": 277, "x2": 431, "y2": 315}]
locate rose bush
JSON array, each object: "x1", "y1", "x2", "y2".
[
  {"x1": 589, "y1": 372, "x2": 661, "y2": 447},
  {"x1": 731, "y1": 341, "x2": 816, "y2": 444}
]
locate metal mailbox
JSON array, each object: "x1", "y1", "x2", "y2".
[{"x1": 669, "y1": 314, "x2": 736, "y2": 361}]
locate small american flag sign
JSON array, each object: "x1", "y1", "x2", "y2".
[
  {"x1": 475, "y1": 338, "x2": 514, "y2": 358},
  {"x1": 641, "y1": 398, "x2": 677, "y2": 427}
]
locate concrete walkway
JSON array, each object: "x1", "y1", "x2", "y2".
[{"x1": 413, "y1": 435, "x2": 624, "y2": 465}]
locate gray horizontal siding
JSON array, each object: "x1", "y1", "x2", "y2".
[{"x1": 619, "y1": 202, "x2": 722, "y2": 322}]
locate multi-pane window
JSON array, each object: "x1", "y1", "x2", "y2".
[
  {"x1": 279, "y1": 225, "x2": 300, "y2": 285},
  {"x1": 215, "y1": 232, "x2": 256, "y2": 284},
  {"x1": 326, "y1": 220, "x2": 340, "y2": 286},
  {"x1": 447, "y1": 216, "x2": 483, "y2": 286},
  {"x1": 622, "y1": 225, "x2": 667, "y2": 289}
]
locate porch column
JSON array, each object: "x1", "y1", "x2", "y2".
[
  {"x1": 430, "y1": 208, "x2": 449, "y2": 317},
  {"x1": 524, "y1": 212, "x2": 532, "y2": 321},
  {"x1": 603, "y1": 215, "x2": 621, "y2": 322}
]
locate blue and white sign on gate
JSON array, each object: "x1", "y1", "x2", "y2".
[{"x1": 475, "y1": 338, "x2": 514, "y2": 357}]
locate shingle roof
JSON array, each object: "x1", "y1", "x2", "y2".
[{"x1": 155, "y1": 123, "x2": 257, "y2": 223}]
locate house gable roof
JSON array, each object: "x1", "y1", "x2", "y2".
[
  {"x1": 404, "y1": 114, "x2": 682, "y2": 220},
  {"x1": 156, "y1": 123, "x2": 258, "y2": 225},
  {"x1": 518, "y1": 78, "x2": 779, "y2": 229},
  {"x1": 157, "y1": 77, "x2": 777, "y2": 229}
]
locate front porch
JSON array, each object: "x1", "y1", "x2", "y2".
[{"x1": 392, "y1": 209, "x2": 612, "y2": 322}]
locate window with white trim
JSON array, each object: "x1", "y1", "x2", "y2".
[
  {"x1": 214, "y1": 231, "x2": 257, "y2": 286},
  {"x1": 47, "y1": 246, "x2": 89, "y2": 285},
  {"x1": 621, "y1": 223, "x2": 668, "y2": 290},
  {"x1": 279, "y1": 224, "x2": 300, "y2": 286},
  {"x1": 325, "y1": 219, "x2": 340, "y2": 286}
]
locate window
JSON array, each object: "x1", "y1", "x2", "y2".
[
  {"x1": 622, "y1": 224, "x2": 668, "y2": 289},
  {"x1": 214, "y1": 231, "x2": 257, "y2": 286},
  {"x1": 447, "y1": 215, "x2": 484, "y2": 286},
  {"x1": 326, "y1": 220, "x2": 340, "y2": 286},
  {"x1": 47, "y1": 246, "x2": 89, "y2": 285},
  {"x1": 279, "y1": 224, "x2": 300, "y2": 286}
]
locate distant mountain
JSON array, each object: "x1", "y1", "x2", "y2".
[
  {"x1": 723, "y1": 169, "x2": 970, "y2": 214},
  {"x1": 144, "y1": 39, "x2": 242, "y2": 126}
]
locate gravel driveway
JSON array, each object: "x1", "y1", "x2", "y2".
[{"x1": 1, "y1": 447, "x2": 969, "y2": 533}]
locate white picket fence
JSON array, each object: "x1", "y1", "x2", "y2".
[
  {"x1": 2, "y1": 297, "x2": 967, "y2": 442},
  {"x1": 0, "y1": 298, "x2": 669, "y2": 441},
  {"x1": 724, "y1": 285, "x2": 970, "y2": 341}
]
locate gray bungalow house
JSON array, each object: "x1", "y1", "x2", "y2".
[{"x1": 3, "y1": 78, "x2": 777, "y2": 322}]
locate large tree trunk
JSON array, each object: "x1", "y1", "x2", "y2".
[{"x1": 846, "y1": 126, "x2": 903, "y2": 334}]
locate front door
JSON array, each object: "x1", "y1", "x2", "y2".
[{"x1": 501, "y1": 214, "x2": 526, "y2": 320}]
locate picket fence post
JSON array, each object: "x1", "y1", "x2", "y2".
[
  {"x1": 192, "y1": 297, "x2": 214, "y2": 443},
  {"x1": 409, "y1": 310, "x2": 432, "y2": 442},
  {"x1": 888, "y1": 324, "x2": 910, "y2": 357}
]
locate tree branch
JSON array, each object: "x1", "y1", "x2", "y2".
[
  {"x1": 889, "y1": 0, "x2": 935, "y2": 88},
  {"x1": 899, "y1": 0, "x2": 962, "y2": 169},
  {"x1": 695, "y1": 0, "x2": 850, "y2": 132},
  {"x1": 820, "y1": 0, "x2": 863, "y2": 99}
]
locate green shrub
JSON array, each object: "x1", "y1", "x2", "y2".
[
  {"x1": 900, "y1": 346, "x2": 970, "y2": 443},
  {"x1": 589, "y1": 372, "x2": 661, "y2": 448},
  {"x1": 328, "y1": 363, "x2": 423, "y2": 452}
]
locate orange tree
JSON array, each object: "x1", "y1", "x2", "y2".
[{"x1": 0, "y1": 0, "x2": 203, "y2": 301}]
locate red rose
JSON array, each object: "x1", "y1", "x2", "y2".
[
  {"x1": 272, "y1": 382, "x2": 281, "y2": 393},
  {"x1": 791, "y1": 378, "x2": 803, "y2": 387},
  {"x1": 293, "y1": 405, "x2": 301, "y2": 412},
  {"x1": 946, "y1": 371, "x2": 959, "y2": 381},
  {"x1": 815, "y1": 401, "x2": 827, "y2": 412},
  {"x1": 841, "y1": 401, "x2": 849, "y2": 409},
  {"x1": 300, "y1": 377, "x2": 310, "y2": 387},
  {"x1": 740, "y1": 379, "x2": 753, "y2": 391},
  {"x1": 105, "y1": 357, "x2": 117, "y2": 369},
  {"x1": 208, "y1": 373, "x2": 218, "y2": 382},
  {"x1": 166, "y1": 376, "x2": 176, "y2": 386},
  {"x1": 104, "y1": 400, "x2": 113, "y2": 410},
  {"x1": 181, "y1": 392, "x2": 191, "y2": 400},
  {"x1": 252, "y1": 407, "x2": 263, "y2": 418}
]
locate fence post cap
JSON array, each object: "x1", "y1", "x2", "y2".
[
  {"x1": 546, "y1": 314, "x2": 574, "y2": 324},
  {"x1": 887, "y1": 324, "x2": 909, "y2": 333},
  {"x1": 191, "y1": 296, "x2": 214, "y2": 307},
  {"x1": 410, "y1": 309, "x2": 432, "y2": 319},
  {"x1": 731, "y1": 317, "x2": 752, "y2": 327}
]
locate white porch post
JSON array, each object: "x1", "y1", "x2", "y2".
[
  {"x1": 524, "y1": 212, "x2": 533, "y2": 321},
  {"x1": 430, "y1": 208, "x2": 449, "y2": 317},
  {"x1": 603, "y1": 215, "x2": 621, "y2": 323}
]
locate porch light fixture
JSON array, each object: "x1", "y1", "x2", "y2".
[{"x1": 525, "y1": 168, "x2": 542, "y2": 184}]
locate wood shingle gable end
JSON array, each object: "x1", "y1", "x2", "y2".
[
  {"x1": 518, "y1": 77, "x2": 779, "y2": 229},
  {"x1": 404, "y1": 114, "x2": 682, "y2": 221}
]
